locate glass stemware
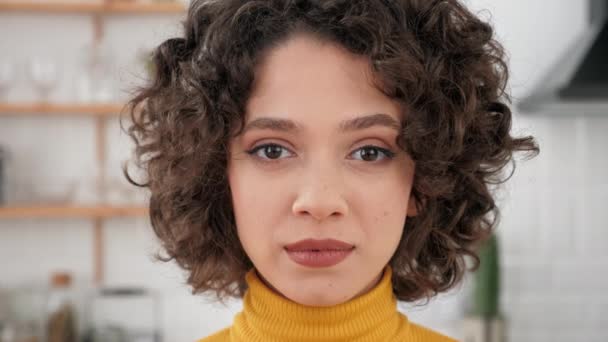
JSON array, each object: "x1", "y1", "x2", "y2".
[
  {"x1": 27, "y1": 57, "x2": 58, "y2": 103},
  {"x1": 0, "y1": 58, "x2": 16, "y2": 101}
]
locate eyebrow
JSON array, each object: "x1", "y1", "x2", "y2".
[{"x1": 242, "y1": 113, "x2": 401, "y2": 135}]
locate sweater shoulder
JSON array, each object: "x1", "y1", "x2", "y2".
[
  {"x1": 196, "y1": 327, "x2": 230, "y2": 342},
  {"x1": 409, "y1": 321, "x2": 459, "y2": 342}
]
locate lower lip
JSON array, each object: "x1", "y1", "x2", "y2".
[{"x1": 285, "y1": 248, "x2": 354, "y2": 268}]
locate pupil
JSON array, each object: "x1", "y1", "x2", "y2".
[
  {"x1": 361, "y1": 147, "x2": 377, "y2": 161},
  {"x1": 266, "y1": 145, "x2": 282, "y2": 159}
]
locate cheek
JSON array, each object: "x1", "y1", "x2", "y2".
[
  {"x1": 228, "y1": 163, "x2": 284, "y2": 249},
  {"x1": 360, "y1": 207, "x2": 406, "y2": 264},
  {"x1": 230, "y1": 168, "x2": 279, "y2": 219},
  {"x1": 357, "y1": 171, "x2": 412, "y2": 244},
  {"x1": 361, "y1": 169, "x2": 413, "y2": 214},
  {"x1": 365, "y1": 202, "x2": 407, "y2": 239},
  {"x1": 228, "y1": 163, "x2": 256, "y2": 240}
]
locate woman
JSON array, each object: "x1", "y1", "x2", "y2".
[{"x1": 123, "y1": 0, "x2": 539, "y2": 341}]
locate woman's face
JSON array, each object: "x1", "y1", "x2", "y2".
[{"x1": 227, "y1": 33, "x2": 417, "y2": 307}]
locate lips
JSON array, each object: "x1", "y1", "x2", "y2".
[
  {"x1": 284, "y1": 238, "x2": 355, "y2": 251},
  {"x1": 284, "y1": 239, "x2": 355, "y2": 268}
]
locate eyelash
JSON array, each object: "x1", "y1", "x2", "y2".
[{"x1": 245, "y1": 143, "x2": 396, "y2": 164}]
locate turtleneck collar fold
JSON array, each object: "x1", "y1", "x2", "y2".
[{"x1": 231, "y1": 265, "x2": 410, "y2": 341}]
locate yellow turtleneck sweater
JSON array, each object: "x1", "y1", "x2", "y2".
[{"x1": 197, "y1": 265, "x2": 458, "y2": 342}]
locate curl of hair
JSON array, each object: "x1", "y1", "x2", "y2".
[{"x1": 122, "y1": 0, "x2": 540, "y2": 304}]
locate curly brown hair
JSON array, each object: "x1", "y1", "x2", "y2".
[{"x1": 122, "y1": 0, "x2": 539, "y2": 304}]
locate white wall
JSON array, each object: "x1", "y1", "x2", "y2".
[
  {"x1": 466, "y1": 1, "x2": 607, "y2": 341},
  {"x1": 1, "y1": 1, "x2": 606, "y2": 341}
]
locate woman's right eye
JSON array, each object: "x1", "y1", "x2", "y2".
[{"x1": 245, "y1": 143, "x2": 294, "y2": 162}]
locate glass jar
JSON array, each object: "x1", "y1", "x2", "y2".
[
  {"x1": 83, "y1": 287, "x2": 161, "y2": 342},
  {"x1": 0, "y1": 285, "x2": 46, "y2": 342},
  {"x1": 44, "y1": 272, "x2": 78, "y2": 342}
]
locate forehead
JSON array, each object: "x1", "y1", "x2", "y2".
[{"x1": 245, "y1": 33, "x2": 403, "y2": 130}]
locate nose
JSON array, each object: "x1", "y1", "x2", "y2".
[{"x1": 291, "y1": 165, "x2": 349, "y2": 222}]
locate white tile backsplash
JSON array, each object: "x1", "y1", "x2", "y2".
[
  {"x1": 581, "y1": 187, "x2": 608, "y2": 255},
  {"x1": 583, "y1": 116, "x2": 608, "y2": 185}
]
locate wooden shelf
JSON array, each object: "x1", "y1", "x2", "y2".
[
  {"x1": 103, "y1": 1, "x2": 185, "y2": 14},
  {"x1": 1, "y1": 0, "x2": 163, "y2": 286},
  {"x1": 0, "y1": 102, "x2": 130, "y2": 116},
  {"x1": 0, "y1": 204, "x2": 148, "y2": 219},
  {"x1": 0, "y1": 1, "x2": 186, "y2": 14}
]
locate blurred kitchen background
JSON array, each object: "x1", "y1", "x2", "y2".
[{"x1": 0, "y1": 0, "x2": 606, "y2": 341}]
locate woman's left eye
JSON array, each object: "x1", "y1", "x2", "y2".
[
  {"x1": 351, "y1": 145, "x2": 396, "y2": 162},
  {"x1": 245, "y1": 143, "x2": 396, "y2": 163}
]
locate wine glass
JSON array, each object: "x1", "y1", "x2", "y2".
[
  {"x1": 76, "y1": 42, "x2": 117, "y2": 103},
  {"x1": 27, "y1": 57, "x2": 58, "y2": 103},
  {"x1": 0, "y1": 58, "x2": 15, "y2": 101}
]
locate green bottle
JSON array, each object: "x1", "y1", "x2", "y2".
[{"x1": 472, "y1": 233, "x2": 500, "y2": 318}]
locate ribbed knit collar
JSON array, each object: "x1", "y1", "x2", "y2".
[{"x1": 229, "y1": 265, "x2": 411, "y2": 341}]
